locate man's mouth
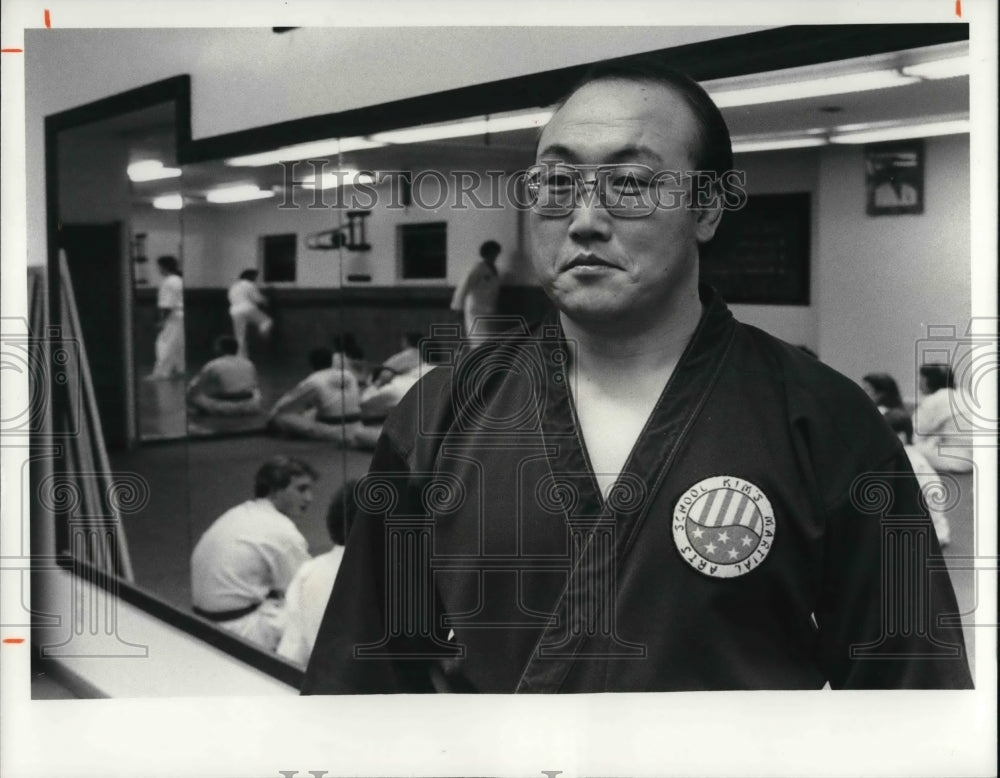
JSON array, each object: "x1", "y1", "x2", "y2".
[{"x1": 564, "y1": 253, "x2": 618, "y2": 270}]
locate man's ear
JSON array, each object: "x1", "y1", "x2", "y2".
[{"x1": 695, "y1": 197, "x2": 724, "y2": 245}]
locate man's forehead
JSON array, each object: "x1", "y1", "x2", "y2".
[{"x1": 538, "y1": 78, "x2": 697, "y2": 162}]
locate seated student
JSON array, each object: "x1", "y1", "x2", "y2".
[
  {"x1": 277, "y1": 479, "x2": 358, "y2": 666},
  {"x1": 861, "y1": 372, "x2": 904, "y2": 415},
  {"x1": 371, "y1": 332, "x2": 422, "y2": 386},
  {"x1": 267, "y1": 346, "x2": 363, "y2": 444},
  {"x1": 360, "y1": 333, "x2": 424, "y2": 421},
  {"x1": 912, "y1": 365, "x2": 973, "y2": 473},
  {"x1": 187, "y1": 335, "x2": 263, "y2": 416},
  {"x1": 884, "y1": 408, "x2": 951, "y2": 547},
  {"x1": 332, "y1": 332, "x2": 369, "y2": 386},
  {"x1": 190, "y1": 456, "x2": 316, "y2": 651}
]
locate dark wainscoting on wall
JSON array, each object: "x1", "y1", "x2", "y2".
[{"x1": 135, "y1": 285, "x2": 554, "y2": 371}]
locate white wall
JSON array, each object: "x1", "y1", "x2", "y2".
[{"x1": 816, "y1": 134, "x2": 970, "y2": 402}]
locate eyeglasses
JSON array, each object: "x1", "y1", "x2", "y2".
[{"x1": 523, "y1": 163, "x2": 693, "y2": 219}]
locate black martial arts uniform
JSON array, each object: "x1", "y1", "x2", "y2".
[{"x1": 303, "y1": 287, "x2": 973, "y2": 693}]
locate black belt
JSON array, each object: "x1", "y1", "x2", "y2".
[
  {"x1": 193, "y1": 590, "x2": 281, "y2": 622},
  {"x1": 316, "y1": 413, "x2": 362, "y2": 424},
  {"x1": 207, "y1": 390, "x2": 257, "y2": 401},
  {"x1": 193, "y1": 602, "x2": 260, "y2": 622}
]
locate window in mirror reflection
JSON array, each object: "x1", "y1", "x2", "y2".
[
  {"x1": 261, "y1": 233, "x2": 298, "y2": 283},
  {"x1": 399, "y1": 222, "x2": 448, "y2": 279}
]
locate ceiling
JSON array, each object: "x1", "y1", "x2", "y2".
[{"x1": 64, "y1": 40, "x2": 970, "y2": 208}]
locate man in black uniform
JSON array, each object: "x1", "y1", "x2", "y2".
[{"x1": 303, "y1": 62, "x2": 972, "y2": 693}]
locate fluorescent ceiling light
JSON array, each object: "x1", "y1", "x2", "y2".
[
  {"x1": 300, "y1": 169, "x2": 376, "y2": 189},
  {"x1": 370, "y1": 110, "x2": 553, "y2": 145},
  {"x1": 205, "y1": 184, "x2": 275, "y2": 203},
  {"x1": 226, "y1": 137, "x2": 385, "y2": 167},
  {"x1": 152, "y1": 194, "x2": 183, "y2": 210},
  {"x1": 708, "y1": 69, "x2": 919, "y2": 108},
  {"x1": 901, "y1": 56, "x2": 969, "y2": 80},
  {"x1": 127, "y1": 160, "x2": 182, "y2": 182},
  {"x1": 732, "y1": 136, "x2": 828, "y2": 153},
  {"x1": 830, "y1": 118, "x2": 970, "y2": 144}
]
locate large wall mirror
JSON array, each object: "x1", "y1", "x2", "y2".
[
  {"x1": 47, "y1": 76, "x2": 555, "y2": 679},
  {"x1": 44, "y1": 24, "x2": 972, "y2": 683}
]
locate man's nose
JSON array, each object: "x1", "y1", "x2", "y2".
[{"x1": 567, "y1": 187, "x2": 613, "y2": 241}]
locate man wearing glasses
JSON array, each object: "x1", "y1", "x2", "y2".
[{"x1": 304, "y1": 63, "x2": 972, "y2": 693}]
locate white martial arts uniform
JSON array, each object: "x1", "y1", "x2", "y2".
[
  {"x1": 276, "y1": 546, "x2": 346, "y2": 666},
  {"x1": 228, "y1": 278, "x2": 273, "y2": 358},
  {"x1": 150, "y1": 274, "x2": 185, "y2": 378},
  {"x1": 912, "y1": 388, "x2": 973, "y2": 473},
  {"x1": 450, "y1": 260, "x2": 500, "y2": 338},
  {"x1": 902, "y1": 445, "x2": 952, "y2": 547},
  {"x1": 191, "y1": 498, "x2": 310, "y2": 651}
]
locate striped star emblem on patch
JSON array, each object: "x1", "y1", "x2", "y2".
[{"x1": 673, "y1": 476, "x2": 775, "y2": 578}]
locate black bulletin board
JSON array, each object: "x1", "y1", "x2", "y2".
[{"x1": 700, "y1": 192, "x2": 811, "y2": 305}]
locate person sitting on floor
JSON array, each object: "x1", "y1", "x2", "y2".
[
  {"x1": 861, "y1": 372, "x2": 904, "y2": 415},
  {"x1": 267, "y1": 346, "x2": 363, "y2": 444},
  {"x1": 360, "y1": 333, "x2": 424, "y2": 419},
  {"x1": 190, "y1": 456, "x2": 316, "y2": 651},
  {"x1": 332, "y1": 332, "x2": 369, "y2": 386},
  {"x1": 277, "y1": 478, "x2": 358, "y2": 666},
  {"x1": 187, "y1": 335, "x2": 263, "y2": 416},
  {"x1": 369, "y1": 332, "x2": 422, "y2": 388},
  {"x1": 884, "y1": 408, "x2": 951, "y2": 548},
  {"x1": 912, "y1": 364, "x2": 973, "y2": 473}
]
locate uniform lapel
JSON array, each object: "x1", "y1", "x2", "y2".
[{"x1": 516, "y1": 286, "x2": 737, "y2": 692}]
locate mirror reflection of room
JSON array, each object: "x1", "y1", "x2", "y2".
[
  {"x1": 125, "y1": 107, "x2": 188, "y2": 441},
  {"x1": 133, "y1": 127, "x2": 548, "y2": 660}
]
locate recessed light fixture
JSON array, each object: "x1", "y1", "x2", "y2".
[
  {"x1": 707, "y1": 69, "x2": 920, "y2": 108},
  {"x1": 900, "y1": 55, "x2": 969, "y2": 80},
  {"x1": 731, "y1": 135, "x2": 829, "y2": 153},
  {"x1": 205, "y1": 184, "x2": 275, "y2": 203},
  {"x1": 368, "y1": 110, "x2": 553, "y2": 145},
  {"x1": 829, "y1": 117, "x2": 970, "y2": 144},
  {"x1": 127, "y1": 160, "x2": 182, "y2": 182},
  {"x1": 152, "y1": 194, "x2": 183, "y2": 210},
  {"x1": 226, "y1": 137, "x2": 386, "y2": 167},
  {"x1": 299, "y1": 169, "x2": 377, "y2": 189}
]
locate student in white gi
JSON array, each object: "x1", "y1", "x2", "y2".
[
  {"x1": 190, "y1": 456, "x2": 316, "y2": 651},
  {"x1": 228, "y1": 268, "x2": 273, "y2": 358},
  {"x1": 187, "y1": 335, "x2": 263, "y2": 416},
  {"x1": 268, "y1": 347, "x2": 363, "y2": 444},
  {"x1": 861, "y1": 372, "x2": 904, "y2": 416},
  {"x1": 883, "y1": 408, "x2": 952, "y2": 547},
  {"x1": 277, "y1": 479, "x2": 358, "y2": 666},
  {"x1": 450, "y1": 240, "x2": 501, "y2": 339},
  {"x1": 360, "y1": 333, "x2": 423, "y2": 420},
  {"x1": 147, "y1": 255, "x2": 185, "y2": 379},
  {"x1": 912, "y1": 364, "x2": 973, "y2": 473}
]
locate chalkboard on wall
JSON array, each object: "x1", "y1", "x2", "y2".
[{"x1": 700, "y1": 192, "x2": 811, "y2": 305}]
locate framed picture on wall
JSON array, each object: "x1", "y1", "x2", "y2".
[{"x1": 865, "y1": 140, "x2": 925, "y2": 216}]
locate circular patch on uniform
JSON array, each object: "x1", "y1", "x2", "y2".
[{"x1": 673, "y1": 476, "x2": 775, "y2": 578}]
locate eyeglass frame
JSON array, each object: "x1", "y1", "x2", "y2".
[{"x1": 522, "y1": 162, "x2": 704, "y2": 219}]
